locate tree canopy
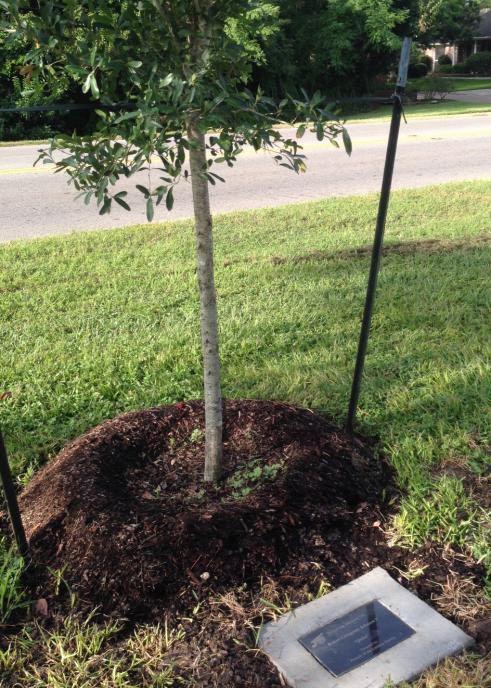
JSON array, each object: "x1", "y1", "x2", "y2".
[{"x1": 418, "y1": 0, "x2": 481, "y2": 44}]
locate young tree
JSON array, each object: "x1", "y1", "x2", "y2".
[{"x1": 2, "y1": 0, "x2": 351, "y2": 482}]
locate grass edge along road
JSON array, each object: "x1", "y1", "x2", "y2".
[
  {"x1": 1, "y1": 98, "x2": 491, "y2": 146},
  {"x1": 346, "y1": 99, "x2": 491, "y2": 122},
  {"x1": 1, "y1": 180, "x2": 490, "y2": 687},
  {"x1": 441, "y1": 77, "x2": 491, "y2": 92}
]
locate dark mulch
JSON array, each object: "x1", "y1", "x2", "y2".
[{"x1": 1, "y1": 400, "x2": 488, "y2": 686}]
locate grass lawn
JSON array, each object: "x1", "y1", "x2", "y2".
[
  {"x1": 0, "y1": 139, "x2": 49, "y2": 147},
  {"x1": 443, "y1": 77, "x2": 491, "y2": 92},
  {"x1": 0, "y1": 181, "x2": 490, "y2": 686},
  {"x1": 346, "y1": 99, "x2": 491, "y2": 122}
]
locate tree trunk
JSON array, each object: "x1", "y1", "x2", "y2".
[{"x1": 187, "y1": 117, "x2": 223, "y2": 482}]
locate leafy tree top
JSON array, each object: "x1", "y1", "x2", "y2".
[{"x1": 1, "y1": 0, "x2": 351, "y2": 218}]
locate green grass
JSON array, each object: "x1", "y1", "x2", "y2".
[
  {"x1": 1, "y1": 180, "x2": 490, "y2": 573},
  {"x1": 1, "y1": 182, "x2": 490, "y2": 681},
  {"x1": 442, "y1": 77, "x2": 491, "y2": 91},
  {"x1": 0, "y1": 538, "x2": 26, "y2": 626},
  {"x1": 0, "y1": 139, "x2": 49, "y2": 147},
  {"x1": 346, "y1": 99, "x2": 491, "y2": 122}
]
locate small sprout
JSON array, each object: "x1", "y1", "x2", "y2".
[{"x1": 190, "y1": 428, "x2": 204, "y2": 444}]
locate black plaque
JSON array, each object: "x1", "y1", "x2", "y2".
[{"x1": 298, "y1": 600, "x2": 415, "y2": 677}]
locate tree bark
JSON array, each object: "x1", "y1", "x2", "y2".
[{"x1": 187, "y1": 117, "x2": 223, "y2": 482}]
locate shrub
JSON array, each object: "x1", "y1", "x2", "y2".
[
  {"x1": 451, "y1": 63, "x2": 470, "y2": 74},
  {"x1": 413, "y1": 75, "x2": 455, "y2": 101},
  {"x1": 422, "y1": 54, "x2": 434, "y2": 71},
  {"x1": 408, "y1": 62, "x2": 429, "y2": 78},
  {"x1": 438, "y1": 54, "x2": 452, "y2": 66},
  {"x1": 465, "y1": 51, "x2": 491, "y2": 75},
  {"x1": 438, "y1": 64, "x2": 453, "y2": 74}
]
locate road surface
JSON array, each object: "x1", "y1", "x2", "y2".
[
  {"x1": 447, "y1": 89, "x2": 491, "y2": 103},
  {"x1": 1, "y1": 113, "x2": 491, "y2": 242}
]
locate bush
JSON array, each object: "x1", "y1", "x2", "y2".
[
  {"x1": 470, "y1": 52, "x2": 491, "y2": 74},
  {"x1": 413, "y1": 75, "x2": 455, "y2": 101},
  {"x1": 438, "y1": 64, "x2": 453, "y2": 74},
  {"x1": 465, "y1": 51, "x2": 491, "y2": 75},
  {"x1": 451, "y1": 63, "x2": 470, "y2": 74},
  {"x1": 438, "y1": 54, "x2": 452, "y2": 66},
  {"x1": 422, "y1": 54, "x2": 434, "y2": 71},
  {"x1": 408, "y1": 62, "x2": 429, "y2": 78}
]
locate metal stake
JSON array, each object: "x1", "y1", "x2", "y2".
[
  {"x1": 346, "y1": 37, "x2": 412, "y2": 433},
  {"x1": 0, "y1": 427, "x2": 28, "y2": 557}
]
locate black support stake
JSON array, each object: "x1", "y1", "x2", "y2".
[
  {"x1": 0, "y1": 427, "x2": 28, "y2": 557},
  {"x1": 346, "y1": 37, "x2": 412, "y2": 433}
]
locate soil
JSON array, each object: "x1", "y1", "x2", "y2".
[{"x1": 1, "y1": 400, "x2": 488, "y2": 686}]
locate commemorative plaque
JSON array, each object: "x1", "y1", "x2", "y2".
[
  {"x1": 259, "y1": 567, "x2": 475, "y2": 688},
  {"x1": 298, "y1": 600, "x2": 415, "y2": 677}
]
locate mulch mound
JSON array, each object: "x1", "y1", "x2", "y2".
[
  {"x1": 18, "y1": 400, "x2": 395, "y2": 618},
  {"x1": 2, "y1": 400, "x2": 487, "y2": 685}
]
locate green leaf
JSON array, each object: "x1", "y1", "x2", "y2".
[
  {"x1": 296, "y1": 124, "x2": 306, "y2": 139},
  {"x1": 82, "y1": 74, "x2": 91, "y2": 94},
  {"x1": 89, "y1": 73, "x2": 100, "y2": 99},
  {"x1": 165, "y1": 189, "x2": 174, "y2": 211},
  {"x1": 114, "y1": 191, "x2": 130, "y2": 211},
  {"x1": 114, "y1": 196, "x2": 130, "y2": 211},
  {"x1": 146, "y1": 197, "x2": 154, "y2": 222},
  {"x1": 99, "y1": 196, "x2": 111, "y2": 215},
  {"x1": 210, "y1": 172, "x2": 225, "y2": 183},
  {"x1": 136, "y1": 184, "x2": 150, "y2": 198},
  {"x1": 342, "y1": 129, "x2": 352, "y2": 156},
  {"x1": 155, "y1": 186, "x2": 166, "y2": 205}
]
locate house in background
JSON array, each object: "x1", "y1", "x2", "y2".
[{"x1": 426, "y1": 8, "x2": 491, "y2": 69}]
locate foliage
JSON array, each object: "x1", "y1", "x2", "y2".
[
  {"x1": 2, "y1": 0, "x2": 352, "y2": 481},
  {"x1": 413, "y1": 74, "x2": 455, "y2": 99},
  {"x1": 0, "y1": 31, "x2": 95, "y2": 141},
  {"x1": 0, "y1": 538, "x2": 26, "y2": 625},
  {"x1": 438, "y1": 54, "x2": 452, "y2": 66},
  {"x1": 226, "y1": 458, "x2": 283, "y2": 500},
  {"x1": 450, "y1": 62, "x2": 470, "y2": 73},
  {"x1": 252, "y1": 0, "x2": 414, "y2": 98},
  {"x1": 465, "y1": 50, "x2": 491, "y2": 75},
  {"x1": 2, "y1": 1, "x2": 349, "y2": 218},
  {"x1": 409, "y1": 62, "x2": 429, "y2": 78},
  {"x1": 0, "y1": 0, "x2": 419, "y2": 143},
  {"x1": 0, "y1": 612, "x2": 184, "y2": 687},
  {"x1": 418, "y1": 0, "x2": 481, "y2": 45}
]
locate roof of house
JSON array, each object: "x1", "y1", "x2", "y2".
[{"x1": 476, "y1": 8, "x2": 491, "y2": 37}]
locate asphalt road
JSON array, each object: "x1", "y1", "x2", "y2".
[
  {"x1": 1, "y1": 112, "x2": 491, "y2": 242},
  {"x1": 448, "y1": 89, "x2": 491, "y2": 103}
]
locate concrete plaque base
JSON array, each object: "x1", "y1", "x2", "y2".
[{"x1": 259, "y1": 567, "x2": 474, "y2": 688}]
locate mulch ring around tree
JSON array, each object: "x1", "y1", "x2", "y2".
[{"x1": 2, "y1": 400, "x2": 488, "y2": 686}]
